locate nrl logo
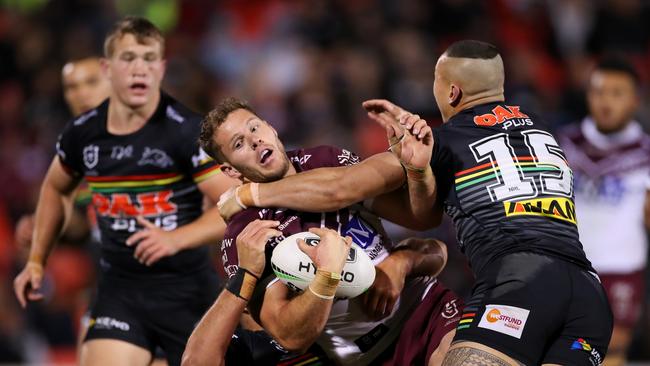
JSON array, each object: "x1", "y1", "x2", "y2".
[
  {"x1": 83, "y1": 145, "x2": 99, "y2": 169},
  {"x1": 138, "y1": 147, "x2": 173, "y2": 168}
]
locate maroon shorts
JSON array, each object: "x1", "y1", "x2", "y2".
[
  {"x1": 600, "y1": 270, "x2": 645, "y2": 329},
  {"x1": 386, "y1": 281, "x2": 463, "y2": 366}
]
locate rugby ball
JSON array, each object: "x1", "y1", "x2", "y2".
[{"x1": 271, "y1": 231, "x2": 376, "y2": 299}]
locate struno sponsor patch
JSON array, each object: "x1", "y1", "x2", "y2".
[
  {"x1": 503, "y1": 197, "x2": 577, "y2": 224},
  {"x1": 477, "y1": 304, "x2": 530, "y2": 339}
]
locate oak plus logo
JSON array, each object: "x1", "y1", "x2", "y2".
[{"x1": 473, "y1": 105, "x2": 533, "y2": 130}]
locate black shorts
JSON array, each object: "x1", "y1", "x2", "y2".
[
  {"x1": 453, "y1": 252, "x2": 613, "y2": 366},
  {"x1": 84, "y1": 270, "x2": 220, "y2": 366}
]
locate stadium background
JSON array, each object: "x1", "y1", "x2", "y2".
[{"x1": 0, "y1": 0, "x2": 649, "y2": 364}]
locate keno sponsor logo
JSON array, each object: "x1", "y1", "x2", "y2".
[
  {"x1": 91, "y1": 316, "x2": 130, "y2": 331},
  {"x1": 478, "y1": 304, "x2": 530, "y2": 339}
]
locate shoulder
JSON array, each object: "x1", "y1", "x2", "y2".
[
  {"x1": 160, "y1": 93, "x2": 203, "y2": 131},
  {"x1": 59, "y1": 101, "x2": 107, "y2": 141},
  {"x1": 290, "y1": 145, "x2": 360, "y2": 170},
  {"x1": 224, "y1": 208, "x2": 268, "y2": 239}
]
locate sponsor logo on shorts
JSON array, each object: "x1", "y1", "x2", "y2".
[
  {"x1": 89, "y1": 316, "x2": 130, "y2": 331},
  {"x1": 473, "y1": 105, "x2": 533, "y2": 130},
  {"x1": 503, "y1": 197, "x2": 577, "y2": 225},
  {"x1": 571, "y1": 338, "x2": 602, "y2": 366},
  {"x1": 477, "y1": 304, "x2": 530, "y2": 339}
]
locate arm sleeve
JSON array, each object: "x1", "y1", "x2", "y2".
[
  {"x1": 55, "y1": 121, "x2": 83, "y2": 177},
  {"x1": 298, "y1": 145, "x2": 361, "y2": 170}
]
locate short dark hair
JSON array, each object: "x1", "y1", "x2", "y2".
[
  {"x1": 594, "y1": 56, "x2": 640, "y2": 85},
  {"x1": 445, "y1": 40, "x2": 500, "y2": 59},
  {"x1": 104, "y1": 16, "x2": 164, "y2": 58},
  {"x1": 199, "y1": 97, "x2": 256, "y2": 163}
]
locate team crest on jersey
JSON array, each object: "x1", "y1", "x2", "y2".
[
  {"x1": 442, "y1": 299, "x2": 460, "y2": 319},
  {"x1": 83, "y1": 145, "x2": 100, "y2": 169},
  {"x1": 138, "y1": 147, "x2": 173, "y2": 168}
]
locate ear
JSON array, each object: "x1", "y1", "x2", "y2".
[
  {"x1": 100, "y1": 58, "x2": 110, "y2": 79},
  {"x1": 220, "y1": 163, "x2": 243, "y2": 181},
  {"x1": 449, "y1": 84, "x2": 463, "y2": 108},
  {"x1": 160, "y1": 58, "x2": 167, "y2": 77}
]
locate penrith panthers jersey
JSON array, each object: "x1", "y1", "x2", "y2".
[
  {"x1": 430, "y1": 102, "x2": 593, "y2": 275},
  {"x1": 56, "y1": 92, "x2": 221, "y2": 278}
]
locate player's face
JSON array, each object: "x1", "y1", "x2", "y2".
[
  {"x1": 216, "y1": 108, "x2": 292, "y2": 183},
  {"x1": 105, "y1": 34, "x2": 165, "y2": 109},
  {"x1": 433, "y1": 56, "x2": 452, "y2": 122},
  {"x1": 62, "y1": 59, "x2": 110, "y2": 116},
  {"x1": 587, "y1": 70, "x2": 638, "y2": 133}
]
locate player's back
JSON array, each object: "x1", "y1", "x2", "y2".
[{"x1": 431, "y1": 102, "x2": 593, "y2": 275}]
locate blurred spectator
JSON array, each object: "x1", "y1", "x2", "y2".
[{"x1": 559, "y1": 57, "x2": 650, "y2": 366}]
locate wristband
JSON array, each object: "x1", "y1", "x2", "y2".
[
  {"x1": 225, "y1": 267, "x2": 259, "y2": 301},
  {"x1": 238, "y1": 183, "x2": 260, "y2": 208},
  {"x1": 402, "y1": 163, "x2": 431, "y2": 182},
  {"x1": 308, "y1": 270, "x2": 341, "y2": 300},
  {"x1": 28, "y1": 254, "x2": 44, "y2": 266}
]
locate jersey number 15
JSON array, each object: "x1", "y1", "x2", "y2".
[{"x1": 469, "y1": 130, "x2": 573, "y2": 202}]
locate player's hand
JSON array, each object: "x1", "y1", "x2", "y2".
[
  {"x1": 397, "y1": 113, "x2": 434, "y2": 170},
  {"x1": 363, "y1": 99, "x2": 433, "y2": 169},
  {"x1": 218, "y1": 186, "x2": 246, "y2": 222},
  {"x1": 236, "y1": 220, "x2": 282, "y2": 278},
  {"x1": 362, "y1": 99, "x2": 408, "y2": 154},
  {"x1": 361, "y1": 253, "x2": 408, "y2": 320},
  {"x1": 298, "y1": 228, "x2": 352, "y2": 274},
  {"x1": 126, "y1": 216, "x2": 181, "y2": 266},
  {"x1": 15, "y1": 214, "x2": 35, "y2": 249},
  {"x1": 14, "y1": 261, "x2": 45, "y2": 308}
]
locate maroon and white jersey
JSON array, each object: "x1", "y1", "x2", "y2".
[
  {"x1": 559, "y1": 118, "x2": 650, "y2": 273},
  {"x1": 221, "y1": 145, "x2": 436, "y2": 365}
]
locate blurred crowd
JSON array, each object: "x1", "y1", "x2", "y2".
[{"x1": 1, "y1": 0, "x2": 650, "y2": 364}]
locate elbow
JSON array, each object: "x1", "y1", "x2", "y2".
[
  {"x1": 181, "y1": 343, "x2": 225, "y2": 366},
  {"x1": 321, "y1": 178, "x2": 355, "y2": 210},
  {"x1": 275, "y1": 336, "x2": 312, "y2": 354}
]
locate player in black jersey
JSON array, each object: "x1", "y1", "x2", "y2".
[
  {"x1": 218, "y1": 41, "x2": 613, "y2": 365},
  {"x1": 13, "y1": 17, "x2": 237, "y2": 366}
]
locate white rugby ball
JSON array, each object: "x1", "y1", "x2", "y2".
[{"x1": 271, "y1": 231, "x2": 376, "y2": 299}]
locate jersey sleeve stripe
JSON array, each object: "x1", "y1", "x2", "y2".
[
  {"x1": 88, "y1": 175, "x2": 184, "y2": 189},
  {"x1": 455, "y1": 156, "x2": 535, "y2": 177},
  {"x1": 86, "y1": 172, "x2": 179, "y2": 182},
  {"x1": 192, "y1": 165, "x2": 222, "y2": 183}
]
